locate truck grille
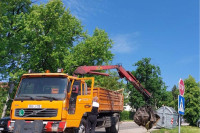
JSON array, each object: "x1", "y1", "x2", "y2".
[{"x1": 15, "y1": 108, "x2": 58, "y2": 117}]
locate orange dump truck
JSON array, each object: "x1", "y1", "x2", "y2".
[{"x1": 8, "y1": 70, "x2": 123, "y2": 133}]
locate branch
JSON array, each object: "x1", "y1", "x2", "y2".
[{"x1": 16, "y1": 4, "x2": 25, "y2": 14}]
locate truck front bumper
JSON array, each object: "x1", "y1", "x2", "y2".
[{"x1": 8, "y1": 120, "x2": 66, "y2": 132}]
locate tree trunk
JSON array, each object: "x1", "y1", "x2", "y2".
[{"x1": 1, "y1": 94, "x2": 9, "y2": 118}]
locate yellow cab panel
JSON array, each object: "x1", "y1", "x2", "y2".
[{"x1": 11, "y1": 100, "x2": 63, "y2": 121}]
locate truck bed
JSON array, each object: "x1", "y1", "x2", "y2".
[{"x1": 88, "y1": 88, "x2": 123, "y2": 113}]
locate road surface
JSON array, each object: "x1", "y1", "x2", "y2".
[{"x1": 95, "y1": 121, "x2": 157, "y2": 133}]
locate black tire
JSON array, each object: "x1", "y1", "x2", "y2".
[
  {"x1": 105, "y1": 117, "x2": 119, "y2": 133},
  {"x1": 111, "y1": 117, "x2": 119, "y2": 133},
  {"x1": 105, "y1": 127, "x2": 111, "y2": 133},
  {"x1": 63, "y1": 128, "x2": 74, "y2": 133},
  {"x1": 198, "y1": 122, "x2": 200, "y2": 128},
  {"x1": 74, "y1": 119, "x2": 87, "y2": 133}
]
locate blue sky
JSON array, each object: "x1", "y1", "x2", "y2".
[{"x1": 41, "y1": 0, "x2": 199, "y2": 90}]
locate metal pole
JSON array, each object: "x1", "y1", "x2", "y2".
[{"x1": 178, "y1": 114, "x2": 180, "y2": 133}]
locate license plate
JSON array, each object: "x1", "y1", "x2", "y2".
[
  {"x1": 0, "y1": 128, "x2": 4, "y2": 130},
  {"x1": 28, "y1": 105, "x2": 41, "y2": 108}
]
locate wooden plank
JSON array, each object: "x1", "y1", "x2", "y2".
[{"x1": 88, "y1": 87, "x2": 123, "y2": 112}]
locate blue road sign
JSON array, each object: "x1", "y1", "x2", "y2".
[{"x1": 178, "y1": 95, "x2": 185, "y2": 115}]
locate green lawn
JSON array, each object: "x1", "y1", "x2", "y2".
[{"x1": 152, "y1": 126, "x2": 200, "y2": 133}]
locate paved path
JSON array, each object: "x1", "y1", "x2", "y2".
[{"x1": 95, "y1": 121, "x2": 158, "y2": 133}]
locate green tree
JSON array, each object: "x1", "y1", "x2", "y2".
[
  {"x1": 184, "y1": 75, "x2": 200, "y2": 126},
  {"x1": 0, "y1": 0, "x2": 114, "y2": 80},
  {"x1": 68, "y1": 28, "x2": 113, "y2": 74},
  {"x1": 160, "y1": 90, "x2": 173, "y2": 107},
  {"x1": 129, "y1": 84, "x2": 145, "y2": 109},
  {"x1": 94, "y1": 71, "x2": 124, "y2": 90},
  {"x1": 129, "y1": 58, "x2": 167, "y2": 109},
  {"x1": 168, "y1": 85, "x2": 179, "y2": 110},
  {"x1": 0, "y1": 0, "x2": 31, "y2": 80},
  {"x1": 18, "y1": 0, "x2": 84, "y2": 75},
  {"x1": 0, "y1": 0, "x2": 32, "y2": 116},
  {"x1": 0, "y1": 83, "x2": 9, "y2": 117},
  {"x1": 0, "y1": 0, "x2": 114, "y2": 115}
]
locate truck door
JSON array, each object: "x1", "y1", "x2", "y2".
[
  {"x1": 66, "y1": 77, "x2": 94, "y2": 128},
  {"x1": 68, "y1": 80, "x2": 81, "y2": 114}
]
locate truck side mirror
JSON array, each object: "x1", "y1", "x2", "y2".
[{"x1": 9, "y1": 82, "x2": 15, "y2": 94}]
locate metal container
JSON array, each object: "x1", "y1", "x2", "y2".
[{"x1": 156, "y1": 106, "x2": 178, "y2": 129}]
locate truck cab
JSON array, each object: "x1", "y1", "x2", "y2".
[{"x1": 8, "y1": 72, "x2": 94, "y2": 132}]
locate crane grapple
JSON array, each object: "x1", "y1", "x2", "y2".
[{"x1": 134, "y1": 105, "x2": 160, "y2": 130}]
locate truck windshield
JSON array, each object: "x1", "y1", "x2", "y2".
[{"x1": 15, "y1": 77, "x2": 68, "y2": 100}]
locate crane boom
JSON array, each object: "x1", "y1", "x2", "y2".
[
  {"x1": 74, "y1": 64, "x2": 160, "y2": 130},
  {"x1": 74, "y1": 65, "x2": 151, "y2": 99}
]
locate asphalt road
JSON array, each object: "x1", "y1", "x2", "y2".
[{"x1": 95, "y1": 121, "x2": 153, "y2": 133}]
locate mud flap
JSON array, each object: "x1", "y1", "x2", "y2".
[{"x1": 13, "y1": 120, "x2": 43, "y2": 133}]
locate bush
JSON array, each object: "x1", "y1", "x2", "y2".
[{"x1": 120, "y1": 111, "x2": 134, "y2": 121}]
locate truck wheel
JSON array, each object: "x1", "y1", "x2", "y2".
[
  {"x1": 105, "y1": 127, "x2": 111, "y2": 133},
  {"x1": 64, "y1": 128, "x2": 74, "y2": 133},
  {"x1": 74, "y1": 119, "x2": 87, "y2": 133},
  {"x1": 105, "y1": 117, "x2": 119, "y2": 133},
  {"x1": 111, "y1": 117, "x2": 119, "y2": 133}
]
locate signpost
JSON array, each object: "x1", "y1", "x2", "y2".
[{"x1": 178, "y1": 79, "x2": 185, "y2": 133}]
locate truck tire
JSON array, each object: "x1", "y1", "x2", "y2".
[
  {"x1": 64, "y1": 128, "x2": 74, "y2": 133},
  {"x1": 105, "y1": 127, "x2": 111, "y2": 133},
  {"x1": 105, "y1": 117, "x2": 119, "y2": 133},
  {"x1": 74, "y1": 119, "x2": 87, "y2": 133}
]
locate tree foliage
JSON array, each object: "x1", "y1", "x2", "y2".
[
  {"x1": 0, "y1": 84, "x2": 9, "y2": 117},
  {"x1": 129, "y1": 58, "x2": 167, "y2": 109},
  {"x1": 184, "y1": 75, "x2": 200, "y2": 126},
  {"x1": 0, "y1": 0, "x2": 32, "y2": 79},
  {"x1": 167, "y1": 85, "x2": 179, "y2": 110},
  {"x1": 68, "y1": 28, "x2": 113, "y2": 74},
  {"x1": 0, "y1": 0, "x2": 114, "y2": 80},
  {"x1": 0, "y1": 0, "x2": 114, "y2": 115},
  {"x1": 21, "y1": 0, "x2": 84, "y2": 73},
  {"x1": 94, "y1": 71, "x2": 124, "y2": 90}
]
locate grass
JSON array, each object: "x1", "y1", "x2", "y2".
[{"x1": 152, "y1": 126, "x2": 200, "y2": 133}]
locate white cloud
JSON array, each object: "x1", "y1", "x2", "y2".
[
  {"x1": 64, "y1": 0, "x2": 86, "y2": 20},
  {"x1": 63, "y1": 1, "x2": 140, "y2": 54},
  {"x1": 111, "y1": 32, "x2": 140, "y2": 53},
  {"x1": 64, "y1": 0, "x2": 105, "y2": 21}
]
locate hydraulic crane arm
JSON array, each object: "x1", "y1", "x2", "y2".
[
  {"x1": 74, "y1": 65, "x2": 152, "y2": 99},
  {"x1": 74, "y1": 65, "x2": 160, "y2": 130}
]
